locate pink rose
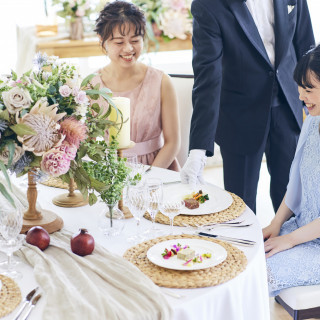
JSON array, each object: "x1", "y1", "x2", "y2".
[
  {"x1": 55, "y1": 141, "x2": 77, "y2": 160},
  {"x1": 41, "y1": 150, "x2": 71, "y2": 177},
  {"x1": 59, "y1": 85, "x2": 72, "y2": 97},
  {"x1": 75, "y1": 90, "x2": 88, "y2": 104}
]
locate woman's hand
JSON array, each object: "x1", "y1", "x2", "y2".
[
  {"x1": 262, "y1": 223, "x2": 281, "y2": 241},
  {"x1": 264, "y1": 234, "x2": 295, "y2": 258}
]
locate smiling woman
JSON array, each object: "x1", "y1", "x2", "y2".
[{"x1": 89, "y1": 0, "x2": 181, "y2": 171}]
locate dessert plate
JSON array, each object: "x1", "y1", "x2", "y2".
[
  {"x1": 147, "y1": 238, "x2": 227, "y2": 271},
  {"x1": 163, "y1": 183, "x2": 233, "y2": 216}
]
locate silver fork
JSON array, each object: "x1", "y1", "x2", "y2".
[{"x1": 196, "y1": 223, "x2": 253, "y2": 230}]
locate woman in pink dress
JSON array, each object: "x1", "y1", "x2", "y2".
[{"x1": 91, "y1": 1, "x2": 180, "y2": 171}]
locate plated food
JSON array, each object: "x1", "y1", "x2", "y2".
[
  {"x1": 162, "y1": 184, "x2": 233, "y2": 216},
  {"x1": 147, "y1": 239, "x2": 227, "y2": 271},
  {"x1": 183, "y1": 190, "x2": 210, "y2": 209}
]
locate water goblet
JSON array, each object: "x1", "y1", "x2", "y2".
[
  {"x1": 159, "y1": 200, "x2": 185, "y2": 235},
  {"x1": 126, "y1": 183, "x2": 147, "y2": 243},
  {"x1": 0, "y1": 202, "x2": 24, "y2": 279},
  {"x1": 144, "y1": 178, "x2": 163, "y2": 236}
]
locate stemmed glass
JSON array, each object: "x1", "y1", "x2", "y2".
[
  {"x1": 159, "y1": 200, "x2": 185, "y2": 235},
  {"x1": 126, "y1": 183, "x2": 147, "y2": 243},
  {"x1": 144, "y1": 178, "x2": 163, "y2": 236},
  {"x1": 0, "y1": 201, "x2": 24, "y2": 279}
]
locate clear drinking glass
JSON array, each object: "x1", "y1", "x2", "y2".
[
  {"x1": 159, "y1": 200, "x2": 185, "y2": 235},
  {"x1": 98, "y1": 202, "x2": 125, "y2": 237},
  {"x1": 144, "y1": 178, "x2": 163, "y2": 236},
  {"x1": 126, "y1": 183, "x2": 147, "y2": 243},
  {"x1": 0, "y1": 201, "x2": 24, "y2": 279}
]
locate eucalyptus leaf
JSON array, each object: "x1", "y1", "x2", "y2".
[
  {"x1": 0, "y1": 183, "x2": 15, "y2": 208},
  {"x1": 10, "y1": 124, "x2": 37, "y2": 136},
  {"x1": 6, "y1": 140, "x2": 15, "y2": 167},
  {"x1": 0, "y1": 160, "x2": 12, "y2": 191},
  {"x1": 0, "y1": 110, "x2": 9, "y2": 121},
  {"x1": 89, "y1": 192, "x2": 98, "y2": 205},
  {"x1": 81, "y1": 73, "x2": 97, "y2": 88},
  {"x1": 29, "y1": 156, "x2": 41, "y2": 167}
]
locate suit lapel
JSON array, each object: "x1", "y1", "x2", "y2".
[
  {"x1": 226, "y1": 0, "x2": 272, "y2": 68},
  {"x1": 273, "y1": 0, "x2": 289, "y2": 67}
]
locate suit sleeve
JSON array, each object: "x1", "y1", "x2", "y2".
[
  {"x1": 293, "y1": 0, "x2": 315, "y2": 59},
  {"x1": 189, "y1": 0, "x2": 223, "y2": 157}
]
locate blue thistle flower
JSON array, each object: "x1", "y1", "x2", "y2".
[
  {"x1": 0, "y1": 119, "x2": 8, "y2": 132},
  {"x1": 9, "y1": 153, "x2": 33, "y2": 175},
  {"x1": 32, "y1": 52, "x2": 48, "y2": 69}
]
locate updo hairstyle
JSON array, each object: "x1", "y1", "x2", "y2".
[{"x1": 95, "y1": 0, "x2": 146, "y2": 49}]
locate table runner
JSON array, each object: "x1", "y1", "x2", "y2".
[{"x1": 16, "y1": 231, "x2": 172, "y2": 320}]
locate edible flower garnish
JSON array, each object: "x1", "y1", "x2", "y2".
[
  {"x1": 182, "y1": 253, "x2": 212, "y2": 266},
  {"x1": 161, "y1": 243, "x2": 189, "y2": 259}
]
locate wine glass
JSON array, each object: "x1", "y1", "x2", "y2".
[
  {"x1": 144, "y1": 178, "x2": 163, "y2": 236},
  {"x1": 159, "y1": 200, "x2": 185, "y2": 235},
  {"x1": 126, "y1": 183, "x2": 147, "y2": 243},
  {"x1": 0, "y1": 201, "x2": 24, "y2": 279}
]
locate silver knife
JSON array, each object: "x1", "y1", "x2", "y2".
[
  {"x1": 13, "y1": 287, "x2": 38, "y2": 320},
  {"x1": 21, "y1": 294, "x2": 42, "y2": 320},
  {"x1": 198, "y1": 232, "x2": 256, "y2": 246},
  {"x1": 163, "y1": 181, "x2": 181, "y2": 185}
]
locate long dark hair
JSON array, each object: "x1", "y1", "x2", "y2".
[
  {"x1": 95, "y1": 1, "x2": 146, "y2": 50},
  {"x1": 293, "y1": 45, "x2": 320, "y2": 89}
]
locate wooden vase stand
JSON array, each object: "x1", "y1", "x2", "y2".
[
  {"x1": 52, "y1": 178, "x2": 88, "y2": 208},
  {"x1": 21, "y1": 171, "x2": 63, "y2": 234}
]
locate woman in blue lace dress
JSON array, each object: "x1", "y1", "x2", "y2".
[{"x1": 263, "y1": 45, "x2": 320, "y2": 296}]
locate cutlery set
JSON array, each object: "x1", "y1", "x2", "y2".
[
  {"x1": 182, "y1": 221, "x2": 256, "y2": 247},
  {"x1": 14, "y1": 287, "x2": 41, "y2": 320}
]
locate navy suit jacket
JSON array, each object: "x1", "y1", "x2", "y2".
[{"x1": 189, "y1": 0, "x2": 315, "y2": 156}]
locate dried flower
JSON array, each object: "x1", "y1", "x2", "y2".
[
  {"x1": 41, "y1": 150, "x2": 71, "y2": 177},
  {"x1": 2, "y1": 87, "x2": 33, "y2": 114},
  {"x1": 32, "y1": 52, "x2": 48, "y2": 70},
  {"x1": 0, "y1": 119, "x2": 8, "y2": 132},
  {"x1": 9, "y1": 153, "x2": 33, "y2": 175},
  {"x1": 59, "y1": 116, "x2": 87, "y2": 148},
  {"x1": 17, "y1": 100, "x2": 66, "y2": 156},
  {"x1": 0, "y1": 143, "x2": 25, "y2": 166}
]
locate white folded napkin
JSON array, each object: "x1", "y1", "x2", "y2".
[{"x1": 16, "y1": 230, "x2": 172, "y2": 320}]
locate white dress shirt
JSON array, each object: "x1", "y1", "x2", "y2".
[{"x1": 246, "y1": 0, "x2": 275, "y2": 66}]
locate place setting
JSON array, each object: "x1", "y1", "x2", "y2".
[{"x1": 122, "y1": 178, "x2": 254, "y2": 290}]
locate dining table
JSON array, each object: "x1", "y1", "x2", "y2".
[{"x1": 0, "y1": 167, "x2": 270, "y2": 320}]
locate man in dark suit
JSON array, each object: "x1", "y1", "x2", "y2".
[{"x1": 181, "y1": 0, "x2": 315, "y2": 213}]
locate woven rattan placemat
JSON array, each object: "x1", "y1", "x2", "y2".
[
  {"x1": 144, "y1": 192, "x2": 246, "y2": 226},
  {"x1": 40, "y1": 177, "x2": 70, "y2": 189},
  {"x1": 123, "y1": 234, "x2": 247, "y2": 288},
  {"x1": 0, "y1": 275, "x2": 22, "y2": 318}
]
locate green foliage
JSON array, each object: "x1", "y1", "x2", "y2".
[{"x1": 83, "y1": 135, "x2": 141, "y2": 205}]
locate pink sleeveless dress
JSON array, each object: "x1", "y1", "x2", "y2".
[{"x1": 91, "y1": 66, "x2": 180, "y2": 171}]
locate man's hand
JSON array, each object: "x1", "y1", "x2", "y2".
[{"x1": 180, "y1": 149, "x2": 207, "y2": 186}]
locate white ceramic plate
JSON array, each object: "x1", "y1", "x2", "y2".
[
  {"x1": 147, "y1": 238, "x2": 227, "y2": 271},
  {"x1": 163, "y1": 183, "x2": 233, "y2": 216}
]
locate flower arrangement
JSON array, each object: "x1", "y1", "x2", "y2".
[
  {"x1": 52, "y1": 0, "x2": 92, "y2": 21},
  {"x1": 0, "y1": 52, "x2": 120, "y2": 207},
  {"x1": 83, "y1": 135, "x2": 141, "y2": 206},
  {"x1": 132, "y1": 0, "x2": 193, "y2": 40}
]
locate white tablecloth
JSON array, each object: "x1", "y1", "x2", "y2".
[{"x1": 1, "y1": 167, "x2": 270, "y2": 320}]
